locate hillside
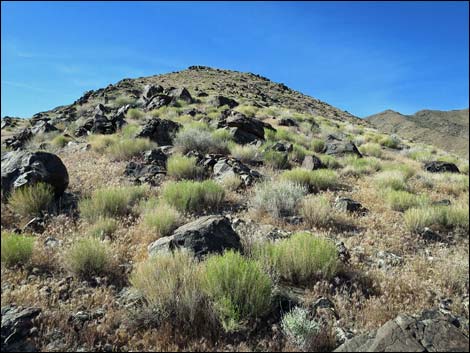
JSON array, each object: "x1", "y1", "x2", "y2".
[
  {"x1": 1, "y1": 66, "x2": 469, "y2": 352},
  {"x1": 366, "y1": 108, "x2": 469, "y2": 158}
]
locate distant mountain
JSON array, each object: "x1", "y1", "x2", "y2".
[{"x1": 366, "y1": 108, "x2": 469, "y2": 158}]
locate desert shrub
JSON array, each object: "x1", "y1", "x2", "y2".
[
  {"x1": 319, "y1": 155, "x2": 342, "y2": 169},
  {"x1": 89, "y1": 134, "x2": 119, "y2": 152},
  {"x1": 290, "y1": 144, "x2": 309, "y2": 162},
  {"x1": 281, "y1": 168, "x2": 339, "y2": 192},
  {"x1": 374, "y1": 171, "x2": 409, "y2": 191},
  {"x1": 359, "y1": 143, "x2": 383, "y2": 158},
  {"x1": 105, "y1": 137, "x2": 154, "y2": 160},
  {"x1": 174, "y1": 126, "x2": 229, "y2": 154},
  {"x1": 251, "y1": 180, "x2": 307, "y2": 218},
  {"x1": 51, "y1": 134, "x2": 72, "y2": 148},
  {"x1": 379, "y1": 135, "x2": 400, "y2": 149},
  {"x1": 1, "y1": 232, "x2": 34, "y2": 267},
  {"x1": 8, "y1": 182, "x2": 55, "y2": 218},
  {"x1": 130, "y1": 251, "x2": 210, "y2": 327},
  {"x1": 254, "y1": 232, "x2": 339, "y2": 284},
  {"x1": 141, "y1": 202, "x2": 182, "y2": 238},
  {"x1": 79, "y1": 185, "x2": 148, "y2": 220},
  {"x1": 88, "y1": 217, "x2": 118, "y2": 239},
  {"x1": 404, "y1": 203, "x2": 469, "y2": 233},
  {"x1": 282, "y1": 307, "x2": 321, "y2": 349},
  {"x1": 120, "y1": 123, "x2": 140, "y2": 138},
  {"x1": 430, "y1": 173, "x2": 469, "y2": 196},
  {"x1": 229, "y1": 143, "x2": 259, "y2": 163},
  {"x1": 126, "y1": 108, "x2": 145, "y2": 120},
  {"x1": 66, "y1": 237, "x2": 113, "y2": 279},
  {"x1": 311, "y1": 139, "x2": 325, "y2": 153},
  {"x1": 211, "y1": 128, "x2": 233, "y2": 143},
  {"x1": 459, "y1": 163, "x2": 469, "y2": 175},
  {"x1": 300, "y1": 195, "x2": 333, "y2": 228},
  {"x1": 383, "y1": 190, "x2": 429, "y2": 212},
  {"x1": 382, "y1": 162, "x2": 417, "y2": 179},
  {"x1": 219, "y1": 174, "x2": 243, "y2": 191},
  {"x1": 234, "y1": 105, "x2": 259, "y2": 117},
  {"x1": 114, "y1": 96, "x2": 136, "y2": 107},
  {"x1": 161, "y1": 180, "x2": 225, "y2": 213},
  {"x1": 167, "y1": 154, "x2": 203, "y2": 180},
  {"x1": 407, "y1": 147, "x2": 434, "y2": 162},
  {"x1": 201, "y1": 250, "x2": 272, "y2": 331},
  {"x1": 341, "y1": 156, "x2": 382, "y2": 176},
  {"x1": 263, "y1": 150, "x2": 289, "y2": 169}
]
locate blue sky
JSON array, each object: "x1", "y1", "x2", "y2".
[{"x1": 2, "y1": 1, "x2": 469, "y2": 118}]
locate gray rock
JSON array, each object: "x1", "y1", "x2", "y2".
[
  {"x1": 212, "y1": 158, "x2": 262, "y2": 187},
  {"x1": 334, "y1": 197, "x2": 366, "y2": 213},
  {"x1": 323, "y1": 136, "x2": 362, "y2": 158},
  {"x1": 4, "y1": 129, "x2": 33, "y2": 150},
  {"x1": 217, "y1": 111, "x2": 275, "y2": 144},
  {"x1": 334, "y1": 309, "x2": 469, "y2": 352},
  {"x1": 301, "y1": 155, "x2": 324, "y2": 171},
  {"x1": 136, "y1": 118, "x2": 181, "y2": 145},
  {"x1": 210, "y1": 95, "x2": 239, "y2": 108},
  {"x1": 1, "y1": 305, "x2": 41, "y2": 352},
  {"x1": 1, "y1": 150, "x2": 69, "y2": 198},
  {"x1": 148, "y1": 215, "x2": 242, "y2": 258},
  {"x1": 419, "y1": 227, "x2": 443, "y2": 242},
  {"x1": 167, "y1": 87, "x2": 194, "y2": 104},
  {"x1": 30, "y1": 120, "x2": 58, "y2": 135},
  {"x1": 142, "y1": 84, "x2": 164, "y2": 102},
  {"x1": 424, "y1": 161, "x2": 460, "y2": 174}
]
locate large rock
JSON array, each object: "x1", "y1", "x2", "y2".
[
  {"x1": 213, "y1": 158, "x2": 262, "y2": 187},
  {"x1": 136, "y1": 118, "x2": 181, "y2": 145},
  {"x1": 148, "y1": 215, "x2": 242, "y2": 258},
  {"x1": 334, "y1": 309, "x2": 469, "y2": 352},
  {"x1": 323, "y1": 135, "x2": 362, "y2": 157},
  {"x1": 1, "y1": 305, "x2": 41, "y2": 352},
  {"x1": 301, "y1": 155, "x2": 324, "y2": 170},
  {"x1": 30, "y1": 120, "x2": 58, "y2": 135},
  {"x1": 167, "y1": 87, "x2": 194, "y2": 104},
  {"x1": 4, "y1": 129, "x2": 33, "y2": 150},
  {"x1": 145, "y1": 94, "x2": 172, "y2": 110},
  {"x1": 210, "y1": 95, "x2": 239, "y2": 108},
  {"x1": 424, "y1": 161, "x2": 460, "y2": 174},
  {"x1": 1, "y1": 150, "x2": 69, "y2": 198},
  {"x1": 142, "y1": 84, "x2": 164, "y2": 102},
  {"x1": 218, "y1": 111, "x2": 275, "y2": 144}
]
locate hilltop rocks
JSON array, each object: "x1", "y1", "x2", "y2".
[
  {"x1": 167, "y1": 87, "x2": 194, "y2": 104},
  {"x1": 301, "y1": 155, "x2": 324, "y2": 170},
  {"x1": 424, "y1": 161, "x2": 460, "y2": 174},
  {"x1": 142, "y1": 84, "x2": 164, "y2": 102},
  {"x1": 217, "y1": 111, "x2": 275, "y2": 144},
  {"x1": 148, "y1": 215, "x2": 242, "y2": 258},
  {"x1": 334, "y1": 309, "x2": 469, "y2": 352},
  {"x1": 1, "y1": 117, "x2": 19, "y2": 129},
  {"x1": 1, "y1": 150, "x2": 69, "y2": 198},
  {"x1": 1, "y1": 305, "x2": 41, "y2": 352},
  {"x1": 74, "y1": 107, "x2": 127, "y2": 137},
  {"x1": 4, "y1": 129, "x2": 33, "y2": 150},
  {"x1": 323, "y1": 135, "x2": 362, "y2": 157},
  {"x1": 141, "y1": 85, "x2": 194, "y2": 110},
  {"x1": 30, "y1": 120, "x2": 58, "y2": 135},
  {"x1": 210, "y1": 95, "x2": 239, "y2": 108},
  {"x1": 136, "y1": 118, "x2": 181, "y2": 145}
]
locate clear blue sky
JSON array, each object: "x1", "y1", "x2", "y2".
[{"x1": 2, "y1": 1, "x2": 469, "y2": 118}]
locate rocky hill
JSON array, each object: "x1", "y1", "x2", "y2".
[
  {"x1": 366, "y1": 108, "x2": 469, "y2": 158},
  {"x1": 1, "y1": 66, "x2": 469, "y2": 352}
]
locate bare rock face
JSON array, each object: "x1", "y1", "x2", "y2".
[
  {"x1": 424, "y1": 161, "x2": 460, "y2": 174},
  {"x1": 334, "y1": 309, "x2": 469, "y2": 352},
  {"x1": 1, "y1": 150, "x2": 69, "y2": 198},
  {"x1": 1, "y1": 305, "x2": 41, "y2": 352},
  {"x1": 148, "y1": 215, "x2": 242, "y2": 258}
]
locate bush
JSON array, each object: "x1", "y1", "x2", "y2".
[
  {"x1": 141, "y1": 202, "x2": 181, "y2": 238},
  {"x1": 290, "y1": 144, "x2": 309, "y2": 162},
  {"x1": 161, "y1": 180, "x2": 225, "y2": 213},
  {"x1": 229, "y1": 143, "x2": 259, "y2": 163},
  {"x1": 1, "y1": 232, "x2": 34, "y2": 267},
  {"x1": 407, "y1": 147, "x2": 434, "y2": 162},
  {"x1": 174, "y1": 126, "x2": 229, "y2": 154},
  {"x1": 282, "y1": 307, "x2": 321, "y2": 349},
  {"x1": 311, "y1": 139, "x2": 325, "y2": 153},
  {"x1": 383, "y1": 190, "x2": 429, "y2": 212},
  {"x1": 201, "y1": 250, "x2": 272, "y2": 331},
  {"x1": 300, "y1": 195, "x2": 333, "y2": 227},
  {"x1": 379, "y1": 135, "x2": 400, "y2": 149},
  {"x1": 359, "y1": 143, "x2": 383, "y2": 158},
  {"x1": 88, "y1": 217, "x2": 118, "y2": 239},
  {"x1": 374, "y1": 171, "x2": 409, "y2": 191},
  {"x1": 254, "y1": 232, "x2": 339, "y2": 284},
  {"x1": 66, "y1": 237, "x2": 113, "y2": 279},
  {"x1": 280, "y1": 168, "x2": 339, "y2": 192},
  {"x1": 89, "y1": 134, "x2": 119, "y2": 152},
  {"x1": 319, "y1": 155, "x2": 342, "y2": 169},
  {"x1": 251, "y1": 180, "x2": 307, "y2": 218},
  {"x1": 219, "y1": 174, "x2": 243, "y2": 191},
  {"x1": 79, "y1": 185, "x2": 148, "y2": 220},
  {"x1": 234, "y1": 105, "x2": 259, "y2": 117},
  {"x1": 167, "y1": 154, "x2": 203, "y2": 180},
  {"x1": 263, "y1": 150, "x2": 289, "y2": 169},
  {"x1": 130, "y1": 251, "x2": 209, "y2": 327},
  {"x1": 8, "y1": 183, "x2": 55, "y2": 218},
  {"x1": 126, "y1": 108, "x2": 145, "y2": 120},
  {"x1": 341, "y1": 156, "x2": 382, "y2": 176},
  {"x1": 106, "y1": 137, "x2": 154, "y2": 160},
  {"x1": 51, "y1": 134, "x2": 72, "y2": 148},
  {"x1": 404, "y1": 203, "x2": 469, "y2": 233}
]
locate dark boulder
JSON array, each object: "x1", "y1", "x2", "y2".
[
  {"x1": 334, "y1": 197, "x2": 366, "y2": 214},
  {"x1": 301, "y1": 155, "x2": 324, "y2": 170},
  {"x1": 210, "y1": 95, "x2": 239, "y2": 108},
  {"x1": 30, "y1": 120, "x2": 59, "y2": 135},
  {"x1": 148, "y1": 215, "x2": 242, "y2": 258},
  {"x1": 1, "y1": 305, "x2": 41, "y2": 352},
  {"x1": 4, "y1": 129, "x2": 33, "y2": 150},
  {"x1": 323, "y1": 135, "x2": 362, "y2": 157},
  {"x1": 145, "y1": 94, "x2": 173, "y2": 110},
  {"x1": 142, "y1": 84, "x2": 164, "y2": 102},
  {"x1": 136, "y1": 118, "x2": 181, "y2": 145},
  {"x1": 218, "y1": 111, "x2": 275, "y2": 144},
  {"x1": 90, "y1": 114, "x2": 116, "y2": 134},
  {"x1": 212, "y1": 157, "x2": 262, "y2": 187},
  {"x1": 1, "y1": 150, "x2": 69, "y2": 198},
  {"x1": 278, "y1": 118, "x2": 298, "y2": 127},
  {"x1": 424, "y1": 161, "x2": 460, "y2": 174},
  {"x1": 1, "y1": 117, "x2": 18, "y2": 129},
  {"x1": 168, "y1": 87, "x2": 194, "y2": 104},
  {"x1": 272, "y1": 141, "x2": 293, "y2": 153}
]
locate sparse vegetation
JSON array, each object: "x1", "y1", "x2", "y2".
[
  {"x1": 167, "y1": 154, "x2": 203, "y2": 180},
  {"x1": 141, "y1": 201, "x2": 182, "y2": 238},
  {"x1": 8, "y1": 183, "x2": 55, "y2": 218},
  {"x1": 88, "y1": 217, "x2": 118, "y2": 239},
  {"x1": 280, "y1": 168, "x2": 339, "y2": 192},
  {"x1": 1, "y1": 232, "x2": 35, "y2": 267},
  {"x1": 174, "y1": 125, "x2": 229, "y2": 154}
]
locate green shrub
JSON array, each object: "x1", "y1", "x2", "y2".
[
  {"x1": 130, "y1": 251, "x2": 209, "y2": 327},
  {"x1": 251, "y1": 180, "x2": 307, "y2": 218},
  {"x1": 300, "y1": 195, "x2": 333, "y2": 227},
  {"x1": 66, "y1": 237, "x2": 113, "y2": 279},
  {"x1": 114, "y1": 96, "x2": 136, "y2": 107},
  {"x1": 174, "y1": 125, "x2": 229, "y2": 154},
  {"x1": 282, "y1": 307, "x2": 321, "y2": 349},
  {"x1": 234, "y1": 105, "x2": 259, "y2": 117},
  {"x1": 106, "y1": 137, "x2": 154, "y2": 160},
  {"x1": 51, "y1": 134, "x2": 72, "y2": 148},
  {"x1": 280, "y1": 168, "x2": 339, "y2": 192},
  {"x1": 219, "y1": 174, "x2": 243, "y2": 191},
  {"x1": 88, "y1": 217, "x2": 118, "y2": 239},
  {"x1": 379, "y1": 135, "x2": 400, "y2": 149},
  {"x1": 374, "y1": 171, "x2": 409, "y2": 191},
  {"x1": 167, "y1": 154, "x2": 203, "y2": 180},
  {"x1": 126, "y1": 108, "x2": 145, "y2": 120},
  {"x1": 290, "y1": 144, "x2": 309, "y2": 162},
  {"x1": 8, "y1": 183, "x2": 55, "y2": 218},
  {"x1": 161, "y1": 180, "x2": 225, "y2": 213},
  {"x1": 383, "y1": 190, "x2": 429, "y2": 212},
  {"x1": 141, "y1": 202, "x2": 182, "y2": 238},
  {"x1": 319, "y1": 155, "x2": 342, "y2": 169},
  {"x1": 263, "y1": 150, "x2": 289, "y2": 169},
  {"x1": 79, "y1": 185, "x2": 148, "y2": 220},
  {"x1": 120, "y1": 123, "x2": 140, "y2": 138},
  {"x1": 89, "y1": 134, "x2": 119, "y2": 152},
  {"x1": 201, "y1": 250, "x2": 272, "y2": 331},
  {"x1": 359, "y1": 143, "x2": 383, "y2": 158},
  {"x1": 407, "y1": 148, "x2": 434, "y2": 162},
  {"x1": 382, "y1": 162, "x2": 417, "y2": 179},
  {"x1": 341, "y1": 156, "x2": 382, "y2": 176},
  {"x1": 1, "y1": 232, "x2": 34, "y2": 267},
  {"x1": 404, "y1": 203, "x2": 469, "y2": 233},
  {"x1": 311, "y1": 139, "x2": 325, "y2": 153},
  {"x1": 229, "y1": 143, "x2": 259, "y2": 163},
  {"x1": 254, "y1": 232, "x2": 339, "y2": 284}
]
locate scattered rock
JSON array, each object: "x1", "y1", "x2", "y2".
[
  {"x1": 301, "y1": 155, "x2": 324, "y2": 171},
  {"x1": 136, "y1": 118, "x2": 181, "y2": 145},
  {"x1": 145, "y1": 94, "x2": 172, "y2": 110},
  {"x1": 336, "y1": 242, "x2": 351, "y2": 263},
  {"x1": 142, "y1": 84, "x2": 164, "y2": 102},
  {"x1": 323, "y1": 135, "x2": 362, "y2": 157},
  {"x1": 278, "y1": 118, "x2": 298, "y2": 127},
  {"x1": 1, "y1": 305, "x2": 41, "y2": 352},
  {"x1": 419, "y1": 227, "x2": 444, "y2": 242},
  {"x1": 4, "y1": 129, "x2": 33, "y2": 150},
  {"x1": 431, "y1": 199, "x2": 452, "y2": 207},
  {"x1": 22, "y1": 217, "x2": 45, "y2": 234},
  {"x1": 210, "y1": 95, "x2": 239, "y2": 108},
  {"x1": 1, "y1": 117, "x2": 18, "y2": 129},
  {"x1": 1, "y1": 150, "x2": 69, "y2": 198},
  {"x1": 30, "y1": 120, "x2": 58, "y2": 135},
  {"x1": 218, "y1": 111, "x2": 275, "y2": 144},
  {"x1": 167, "y1": 87, "x2": 194, "y2": 104},
  {"x1": 148, "y1": 215, "x2": 242, "y2": 258},
  {"x1": 376, "y1": 251, "x2": 403, "y2": 269},
  {"x1": 212, "y1": 157, "x2": 262, "y2": 187},
  {"x1": 424, "y1": 161, "x2": 460, "y2": 174},
  {"x1": 334, "y1": 197, "x2": 367, "y2": 214},
  {"x1": 334, "y1": 309, "x2": 469, "y2": 352},
  {"x1": 271, "y1": 141, "x2": 293, "y2": 153}
]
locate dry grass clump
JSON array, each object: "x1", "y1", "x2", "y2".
[
  {"x1": 51, "y1": 134, "x2": 73, "y2": 148},
  {"x1": 251, "y1": 180, "x2": 307, "y2": 219},
  {"x1": 140, "y1": 200, "x2": 182, "y2": 238},
  {"x1": 404, "y1": 202, "x2": 469, "y2": 233},
  {"x1": 106, "y1": 138, "x2": 154, "y2": 160},
  {"x1": 88, "y1": 217, "x2": 119, "y2": 239},
  {"x1": 167, "y1": 154, "x2": 204, "y2": 180},
  {"x1": 311, "y1": 139, "x2": 325, "y2": 153},
  {"x1": 359, "y1": 143, "x2": 383, "y2": 158},
  {"x1": 174, "y1": 125, "x2": 229, "y2": 154},
  {"x1": 300, "y1": 195, "x2": 341, "y2": 228},
  {"x1": 8, "y1": 182, "x2": 55, "y2": 219},
  {"x1": 126, "y1": 108, "x2": 145, "y2": 120},
  {"x1": 254, "y1": 232, "x2": 339, "y2": 284},
  {"x1": 374, "y1": 170, "x2": 409, "y2": 191},
  {"x1": 280, "y1": 168, "x2": 339, "y2": 192},
  {"x1": 79, "y1": 185, "x2": 148, "y2": 221},
  {"x1": 341, "y1": 156, "x2": 382, "y2": 176},
  {"x1": 383, "y1": 189, "x2": 429, "y2": 212},
  {"x1": 1, "y1": 232, "x2": 35, "y2": 267},
  {"x1": 379, "y1": 135, "x2": 400, "y2": 149},
  {"x1": 229, "y1": 143, "x2": 259, "y2": 163},
  {"x1": 263, "y1": 150, "x2": 289, "y2": 169}
]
